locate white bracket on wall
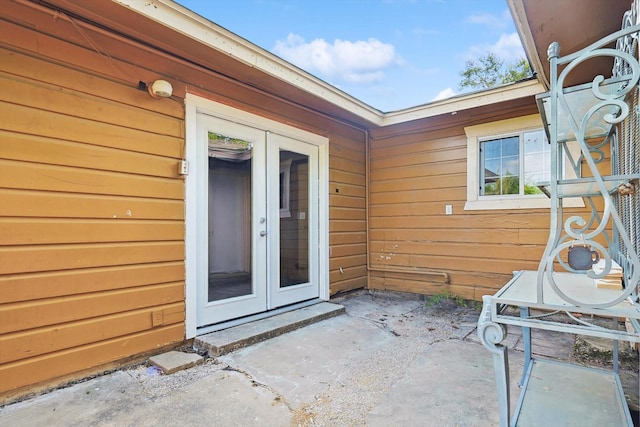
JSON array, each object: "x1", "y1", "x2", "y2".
[{"x1": 180, "y1": 159, "x2": 189, "y2": 175}]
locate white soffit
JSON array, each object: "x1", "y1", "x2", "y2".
[
  {"x1": 112, "y1": 0, "x2": 544, "y2": 127},
  {"x1": 112, "y1": 0, "x2": 383, "y2": 124}
]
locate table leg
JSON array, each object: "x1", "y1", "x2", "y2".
[
  {"x1": 520, "y1": 306, "x2": 531, "y2": 387},
  {"x1": 478, "y1": 295, "x2": 510, "y2": 427}
]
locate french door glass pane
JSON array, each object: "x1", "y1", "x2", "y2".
[
  {"x1": 208, "y1": 143, "x2": 253, "y2": 302},
  {"x1": 280, "y1": 150, "x2": 309, "y2": 288}
]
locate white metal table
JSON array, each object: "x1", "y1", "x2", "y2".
[{"x1": 478, "y1": 270, "x2": 640, "y2": 426}]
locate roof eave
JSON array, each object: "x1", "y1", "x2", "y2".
[
  {"x1": 112, "y1": 0, "x2": 385, "y2": 125},
  {"x1": 507, "y1": 0, "x2": 550, "y2": 90},
  {"x1": 112, "y1": 0, "x2": 546, "y2": 128},
  {"x1": 381, "y1": 79, "x2": 545, "y2": 127}
]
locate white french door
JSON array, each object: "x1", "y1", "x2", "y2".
[
  {"x1": 267, "y1": 132, "x2": 319, "y2": 308},
  {"x1": 195, "y1": 113, "x2": 320, "y2": 327}
]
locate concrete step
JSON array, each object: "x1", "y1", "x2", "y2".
[
  {"x1": 194, "y1": 302, "x2": 345, "y2": 357},
  {"x1": 149, "y1": 350, "x2": 204, "y2": 374}
]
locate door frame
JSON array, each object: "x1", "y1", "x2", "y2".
[{"x1": 184, "y1": 94, "x2": 329, "y2": 338}]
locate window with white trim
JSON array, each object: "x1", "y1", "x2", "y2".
[
  {"x1": 465, "y1": 115, "x2": 583, "y2": 211},
  {"x1": 479, "y1": 129, "x2": 549, "y2": 196}
]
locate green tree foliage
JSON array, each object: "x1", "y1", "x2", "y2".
[
  {"x1": 459, "y1": 53, "x2": 532, "y2": 90},
  {"x1": 484, "y1": 175, "x2": 542, "y2": 196},
  {"x1": 484, "y1": 175, "x2": 519, "y2": 196}
]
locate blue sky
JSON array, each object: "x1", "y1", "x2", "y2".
[{"x1": 176, "y1": 0, "x2": 525, "y2": 112}]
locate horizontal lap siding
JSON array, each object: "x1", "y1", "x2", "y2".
[
  {"x1": 0, "y1": 45, "x2": 185, "y2": 397},
  {"x1": 368, "y1": 130, "x2": 550, "y2": 300},
  {"x1": 329, "y1": 130, "x2": 367, "y2": 294},
  {"x1": 0, "y1": 4, "x2": 370, "y2": 400}
]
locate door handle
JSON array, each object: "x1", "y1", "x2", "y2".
[{"x1": 260, "y1": 230, "x2": 267, "y2": 236}]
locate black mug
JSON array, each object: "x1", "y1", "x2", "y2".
[{"x1": 568, "y1": 245, "x2": 600, "y2": 270}]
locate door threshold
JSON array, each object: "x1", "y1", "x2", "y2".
[
  {"x1": 196, "y1": 298, "x2": 323, "y2": 335},
  {"x1": 194, "y1": 300, "x2": 344, "y2": 357}
]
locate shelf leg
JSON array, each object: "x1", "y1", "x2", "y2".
[
  {"x1": 478, "y1": 296, "x2": 510, "y2": 427},
  {"x1": 492, "y1": 346, "x2": 510, "y2": 427},
  {"x1": 613, "y1": 317, "x2": 619, "y2": 373},
  {"x1": 520, "y1": 306, "x2": 531, "y2": 387}
]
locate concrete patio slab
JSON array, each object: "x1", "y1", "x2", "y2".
[
  {"x1": 366, "y1": 340, "x2": 524, "y2": 427},
  {"x1": 0, "y1": 292, "x2": 635, "y2": 427},
  {"x1": 218, "y1": 314, "x2": 396, "y2": 411}
]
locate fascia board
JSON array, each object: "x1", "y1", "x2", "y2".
[
  {"x1": 112, "y1": 0, "x2": 545, "y2": 128},
  {"x1": 507, "y1": 0, "x2": 550, "y2": 89},
  {"x1": 382, "y1": 80, "x2": 545, "y2": 126},
  {"x1": 112, "y1": 0, "x2": 384, "y2": 125}
]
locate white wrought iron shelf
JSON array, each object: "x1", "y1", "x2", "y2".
[
  {"x1": 479, "y1": 10, "x2": 640, "y2": 427},
  {"x1": 481, "y1": 270, "x2": 639, "y2": 426},
  {"x1": 535, "y1": 74, "x2": 633, "y2": 144},
  {"x1": 512, "y1": 358, "x2": 633, "y2": 426},
  {"x1": 489, "y1": 270, "x2": 640, "y2": 342},
  {"x1": 537, "y1": 174, "x2": 640, "y2": 198}
]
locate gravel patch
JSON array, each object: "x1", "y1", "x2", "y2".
[{"x1": 124, "y1": 358, "x2": 227, "y2": 400}]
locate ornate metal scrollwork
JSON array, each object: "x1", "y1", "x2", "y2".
[
  {"x1": 538, "y1": 19, "x2": 640, "y2": 308},
  {"x1": 477, "y1": 296, "x2": 507, "y2": 354}
]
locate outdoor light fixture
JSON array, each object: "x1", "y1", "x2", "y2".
[{"x1": 147, "y1": 79, "x2": 173, "y2": 98}]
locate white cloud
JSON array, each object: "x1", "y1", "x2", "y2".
[
  {"x1": 466, "y1": 9, "x2": 512, "y2": 30},
  {"x1": 467, "y1": 12, "x2": 504, "y2": 28},
  {"x1": 464, "y1": 8, "x2": 525, "y2": 63},
  {"x1": 466, "y1": 32, "x2": 526, "y2": 63},
  {"x1": 273, "y1": 33, "x2": 400, "y2": 84},
  {"x1": 488, "y1": 32, "x2": 526, "y2": 61},
  {"x1": 432, "y1": 87, "x2": 456, "y2": 101}
]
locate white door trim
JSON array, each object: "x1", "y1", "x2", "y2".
[{"x1": 184, "y1": 94, "x2": 329, "y2": 338}]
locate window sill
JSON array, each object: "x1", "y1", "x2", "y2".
[{"x1": 464, "y1": 196, "x2": 585, "y2": 211}]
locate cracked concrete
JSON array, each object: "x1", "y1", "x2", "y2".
[{"x1": 1, "y1": 291, "x2": 634, "y2": 426}]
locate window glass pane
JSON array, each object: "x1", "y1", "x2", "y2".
[
  {"x1": 523, "y1": 130, "x2": 546, "y2": 153},
  {"x1": 483, "y1": 139, "x2": 501, "y2": 159},
  {"x1": 501, "y1": 176, "x2": 520, "y2": 194},
  {"x1": 280, "y1": 151, "x2": 309, "y2": 288},
  {"x1": 483, "y1": 180, "x2": 500, "y2": 195},
  {"x1": 481, "y1": 138, "x2": 513, "y2": 196},
  {"x1": 501, "y1": 136, "x2": 519, "y2": 157},
  {"x1": 524, "y1": 153, "x2": 544, "y2": 174},
  {"x1": 523, "y1": 173, "x2": 543, "y2": 194},
  {"x1": 523, "y1": 129, "x2": 550, "y2": 195},
  {"x1": 484, "y1": 158, "x2": 501, "y2": 177},
  {"x1": 208, "y1": 155, "x2": 252, "y2": 302},
  {"x1": 503, "y1": 155, "x2": 519, "y2": 177},
  {"x1": 480, "y1": 136, "x2": 520, "y2": 196},
  {"x1": 478, "y1": 128, "x2": 551, "y2": 198}
]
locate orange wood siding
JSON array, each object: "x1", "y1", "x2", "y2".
[
  {"x1": 329, "y1": 129, "x2": 368, "y2": 294},
  {"x1": 0, "y1": 1, "x2": 368, "y2": 400},
  {"x1": 0, "y1": 44, "x2": 186, "y2": 398},
  {"x1": 368, "y1": 118, "x2": 610, "y2": 300},
  {"x1": 1, "y1": 0, "x2": 369, "y2": 298}
]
